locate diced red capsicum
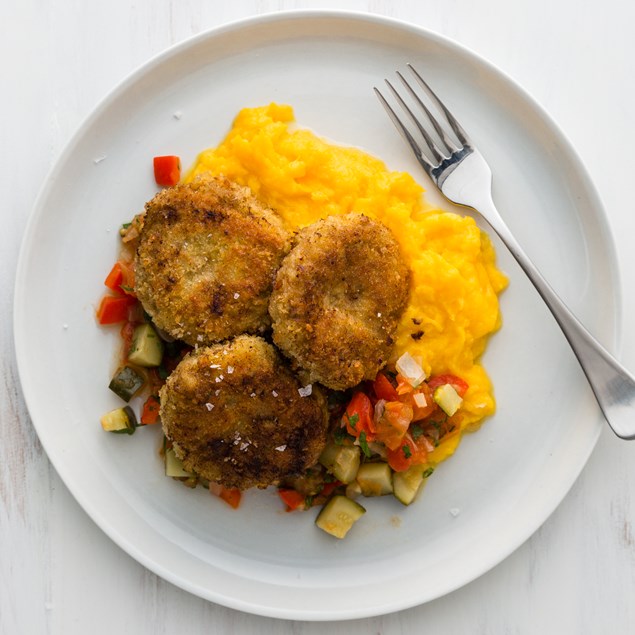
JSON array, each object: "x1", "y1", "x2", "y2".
[
  {"x1": 96, "y1": 295, "x2": 136, "y2": 325},
  {"x1": 278, "y1": 488, "x2": 306, "y2": 511},
  {"x1": 209, "y1": 483, "x2": 242, "y2": 509},
  {"x1": 104, "y1": 260, "x2": 136, "y2": 296},
  {"x1": 104, "y1": 262, "x2": 124, "y2": 291},
  {"x1": 153, "y1": 155, "x2": 181, "y2": 187},
  {"x1": 427, "y1": 374, "x2": 469, "y2": 397}
]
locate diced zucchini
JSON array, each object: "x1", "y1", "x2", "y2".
[
  {"x1": 319, "y1": 443, "x2": 361, "y2": 484},
  {"x1": 393, "y1": 464, "x2": 434, "y2": 505},
  {"x1": 433, "y1": 383, "x2": 463, "y2": 416},
  {"x1": 356, "y1": 462, "x2": 393, "y2": 497},
  {"x1": 128, "y1": 323, "x2": 164, "y2": 367},
  {"x1": 315, "y1": 495, "x2": 366, "y2": 539},
  {"x1": 165, "y1": 447, "x2": 194, "y2": 478},
  {"x1": 100, "y1": 406, "x2": 137, "y2": 434},
  {"x1": 108, "y1": 365, "x2": 145, "y2": 401}
]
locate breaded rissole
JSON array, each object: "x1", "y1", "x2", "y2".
[
  {"x1": 134, "y1": 176, "x2": 290, "y2": 346},
  {"x1": 159, "y1": 335, "x2": 329, "y2": 490},
  {"x1": 269, "y1": 213, "x2": 410, "y2": 390}
]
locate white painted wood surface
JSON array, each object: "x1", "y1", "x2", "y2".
[{"x1": 3, "y1": 1, "x2": 635, "y2": 632}]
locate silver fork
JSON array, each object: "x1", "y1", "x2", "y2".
[{"x1": 375, "y1": 63, "x2": 635, "y2": 440}]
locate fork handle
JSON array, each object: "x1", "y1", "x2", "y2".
[{"x1": 480, "y1": 195, "x2": 635, "y2": 439}]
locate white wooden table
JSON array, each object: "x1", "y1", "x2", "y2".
[{"x1": 4, "y1": 1, "x2": 635, "y2": 632}]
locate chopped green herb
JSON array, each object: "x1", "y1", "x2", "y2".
[
  {"x1": 121, "y1": 222, "x2": 132, "y2": 229},
  {"x1": 403, "y1": 444, "x2": 412, "y2": 459},
  {"x1": 345, "y1": 413, "x2": 359, "y2": 430},
  {"x1": 120, "y1": 285, "x2": 134, "y2": 293},
  {"x1": 411, "y1": 423, "x2": 424, "y2": 439},
  {"x1": 358, "y1": 431, "x2": 371, "y2": 458},
  {"x1": 422, "y1": 467, "x2": 435, "y2": 478}
]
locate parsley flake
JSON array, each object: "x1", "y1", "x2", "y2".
[
  {"x1": 358, "y1": 431, "x2": 372, "y2": 458},
  {"x1": 411, "y1": 424, "x2": 424, "y2": 439},
  {"x1": 345, "y1": 412, "x2": 359, "y2": 430}
]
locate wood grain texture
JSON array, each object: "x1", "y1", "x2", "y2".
[{"x1": 3, "y1": 1, "x2": 635, "y2": 633}]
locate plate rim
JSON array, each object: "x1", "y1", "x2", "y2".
[{"x1": 13, "y1": 9, "x2": 622, "y2": 620}]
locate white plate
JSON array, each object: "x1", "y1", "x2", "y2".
[{"x1": 14, "y1": 11, "x2": 619, "y2": 620}]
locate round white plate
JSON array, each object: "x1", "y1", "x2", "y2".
[{"x1": 15, "y1": 11, "x2": 619, "y2": 620}]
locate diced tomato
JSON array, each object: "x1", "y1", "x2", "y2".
[
  {"x1": 374, "y1": 400, "x2": 413, "y2": 450},
  {"x1": 96, "y1": 295, "x2": 136, "y2": 325},
  {"x1": 126, "y1": 301, "x2": 145, "y2": 323},
  {"x1": 140, "y1": 395, "x2": 161, "y2": 425},
  {"x1": 386, "y1": 432, "x2": 429, "y2": 472},
  {"x1": 120, "y1": 320, "x2": 136, "y2": 354},
  {"x1": 153, "y1": 155, "x2": 181, "y2": 187},
  {"x1": 406, "y1": 382, "x2": 437, "y2": 421},
  {"x1": 427, "y1": 374, "x2": 469, "y2": 397},
  {"x1": 373, "y1": 373, "x2": 399, "y2": 401},
  {"x1": 422, "y1": 410, "x2": 464, "y2": 447},
  {"x1": 278, "y1": 488, "x2": 306, "y2": 511},
  {"x1": 396, "y1": 373, "x2": 415, "y2": 396},
  {"x1": 343, "y1": 391, "x2": 375, "y2": 440},
  {"x1": 209, "y1": 483, "x2": 242, "y2": 509}
]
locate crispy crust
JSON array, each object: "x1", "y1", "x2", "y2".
[
  {"x1": 269, "y1": 213, "x2": 410, "y2": 390},
  {"x1": 134, "y1": 176, "x2": 291, "y2": 346},
  {"x1": 159, "y1": 335, "x2": 329, "y2": 490}
]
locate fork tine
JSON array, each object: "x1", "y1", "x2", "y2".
[
  {"x1": 384, "y1": 79, "x2": 443, "y2": 162},
  {"x1": 373, "y1": 86, "x2": 435, "y2": 174},
  {"x1": 406, "y1": 63, "x2": 471, "y2": 146},
  {"x1": 395, "y1": 71, "x2": 459, "y2": 155},
  {"x1": 383, "y1": 78, "x2": 445, "y2": 163}
]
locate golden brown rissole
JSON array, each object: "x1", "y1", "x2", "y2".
[
  {"x1": 159, "y1": 335, "x2": 329, "y2": 490},
  {"x1": 134, "y1": 175, "x2": 290, "y2": 346},
  {"x1": 269, "y1": 213, "x2": 410, "y2": 390}
]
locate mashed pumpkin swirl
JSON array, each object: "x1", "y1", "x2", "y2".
[{"x1": 187, "y1": 103, "x2": 507, "y2": 463}]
